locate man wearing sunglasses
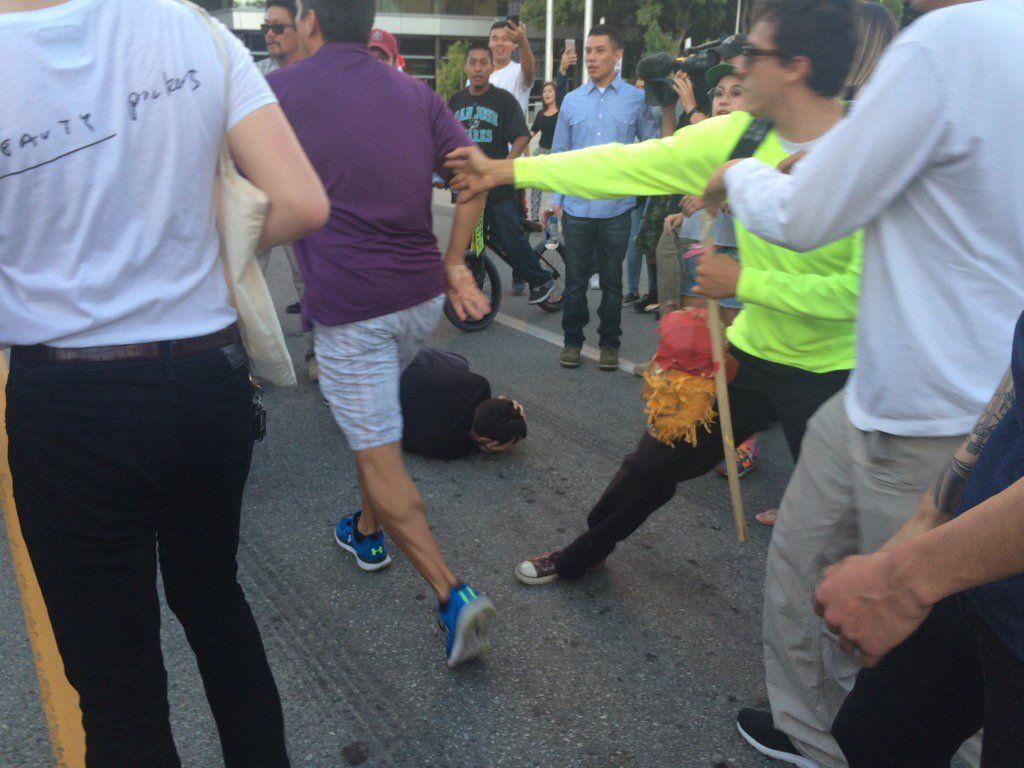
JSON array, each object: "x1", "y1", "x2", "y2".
[{"x1": 258, "y1": 1, "x2": 302, "y2": 75}]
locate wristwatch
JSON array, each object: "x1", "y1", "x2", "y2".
[{"x1": 685, "y1": 107, "x2": 701, "y2": 122}]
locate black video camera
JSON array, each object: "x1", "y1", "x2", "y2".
[{"x1": 637, "y1": 37, "x2": 727, "y2": 108}]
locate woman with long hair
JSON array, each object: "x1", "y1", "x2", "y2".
[
  {"x1": 529, "y1": 81, "x2": 560, "y2": 222},
  {"x1": 844, "y1": 0, "x2": 899, "y2": 99}
]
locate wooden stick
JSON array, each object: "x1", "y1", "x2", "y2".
[{"x1": 700, "y1": 215, "x2": 748, "y2": 542}]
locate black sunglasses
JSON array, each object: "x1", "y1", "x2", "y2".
[
  {"x1": 741, "y1": 44, "x2": 788, "y2": 61},
  {"x1": 261, "y1": 23, "x2": 296, "y2": 35}
]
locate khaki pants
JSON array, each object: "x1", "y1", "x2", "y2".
[
  {"x1": 764, "y1": 390, "x2": 967, "y2": 768},
  {"x1": 655, "y1": 227, "x2": 682, "y2": 312},
  {"x1": 255, "y1": 242, "x2": 303, "y2": 302}
]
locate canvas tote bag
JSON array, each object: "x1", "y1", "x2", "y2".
[{"x1": 184, "y1": 0, "x2": 297, "y2": 386}]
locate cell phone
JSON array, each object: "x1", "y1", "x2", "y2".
[
  {"x1": 565, "y1": 38, "x2": 576, "y2": 53},
  {"x1": 506, "y1": 14, "x2": 520, "y2": 26}
]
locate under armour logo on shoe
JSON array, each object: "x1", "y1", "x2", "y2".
[{"x1": 371, "y1": 546, "x2": 384, "y2": 557}]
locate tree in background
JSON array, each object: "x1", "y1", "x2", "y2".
[
  {"x1": 523, "y1": 0, "x2": 733, "y2": 56},
  {"x1": 436, "y1": 40, "x2": 469, "y2": 101}
]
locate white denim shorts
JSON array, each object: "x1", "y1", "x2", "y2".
[{"x1": 314, "y1": 295, "x2": 444, "y2": 451}]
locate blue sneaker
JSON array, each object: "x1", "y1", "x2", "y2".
[
  {"x1": 334, "y1": 513, "x2": 392, "y2": 572},
  {"x1": 437, "y1": 584, "x2": 496, "y2": 668}
]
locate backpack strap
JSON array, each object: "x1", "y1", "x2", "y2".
[{"x1": 728, "y1": 117, "x2": 773, "y2": 160}]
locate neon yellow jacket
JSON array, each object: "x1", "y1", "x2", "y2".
[{"x1": 515, "y1": 111, "x2": 861, "y2": 374}]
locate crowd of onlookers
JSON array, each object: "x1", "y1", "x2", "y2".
[{"x1": 4, "y1": 0, "x2": 1023, "y2": 766}]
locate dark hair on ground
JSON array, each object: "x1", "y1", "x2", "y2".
[
  {"x1": 299, "y1": 0, "x2": 374, "y2": 45},
  {"x1": 472, "y1": 399, "x2": 527, "y2": 445},
  {"x1": 753, "y1": 0, "x2": 857, "y2": 98},
  {"x1": 587, "y1": 23, "x2": 622, "y2": 50},
  {"x1": 466, "y1": 42, "x2": 492, "y2": 59},
  {"x1": 266, "y1": 0, "x2": 297, "y2": 18}
]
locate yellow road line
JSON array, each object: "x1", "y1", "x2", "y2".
[{"x1": 0, "y1": 355, "x2": 86, "y2": 767}]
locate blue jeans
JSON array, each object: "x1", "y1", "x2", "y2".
[
  {"x1": 623, "y1": 199, "x2": 646, "y2": 295},
  {"x1": 562, "y1": 209, "x2": 634, "y2": 350},
  {"x1": 484, "y1": 198, "x2": 551, "y2": 288}
]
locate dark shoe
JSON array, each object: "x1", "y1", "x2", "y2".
[
  {"x1": 634, "y1": 293, "x2": 659, "y2": 313},
  {"x1": 528, "y1": 278, "x2": 556, "y2": 305},
  {"x1": 510, "y1": 279, "x2": 527, "y2": 296},
  {"x1": 598, "y1": 348, "x2": 619, "y2": 371},
  {"x1": 286, "y1": 301, "x2": 301, "y2": 314},
  {"x1": 560, "y1": 346, "x2": 582, "y2": 368},
  {"x1": 736, "y1": 709, "x2": 820, "y2": 768},
  {"x1": 622, "y1": 292, "x2": 640, "y2": 305},
  {"x1": 514, "y1": 549, "x2": 562, "y2": 585}
]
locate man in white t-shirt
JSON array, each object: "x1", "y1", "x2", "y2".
[
  {"x1": 487, "y1": 18, "x2": 536, "y2": 117},
  {"x1": 701, "y1": 0, "x2": 1024, "y2": 765},
  {"x1": 0, "y1": 0, "x2": 327, "y2": 763}
]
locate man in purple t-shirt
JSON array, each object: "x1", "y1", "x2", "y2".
[{"x1": 269, "y1": 0, "x2": 496, "y2": 668}]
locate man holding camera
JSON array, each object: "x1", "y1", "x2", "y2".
[{"x1": 541, "y1": 24, "x2": 660, "y2": 371}]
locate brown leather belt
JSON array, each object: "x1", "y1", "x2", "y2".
[{"x1": 13, "y1": 325, "x2": 242, "y2": 363}]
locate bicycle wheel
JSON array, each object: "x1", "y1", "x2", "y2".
[
  {"x1": 535, "y1": 242, "x2": 566, "y2": 313},
  {"x1": 443, "y1": 251, "x2": 502, "y2": 332}
]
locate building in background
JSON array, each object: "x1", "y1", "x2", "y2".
[{"x1": 198, "y1": 0, "x2": 555, "y2": 92}]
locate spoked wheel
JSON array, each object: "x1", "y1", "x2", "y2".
[
  {"x1": 444, "y1": 250, "x2": 502, "y2": 332},
  {"x1": 535, "y1": 242, "x2": 566, "y2": 313}
]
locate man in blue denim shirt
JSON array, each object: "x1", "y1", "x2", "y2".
[{"x1": 541, "y1": 24, "x2": 660, "y2": 371}]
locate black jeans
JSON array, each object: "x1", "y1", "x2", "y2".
[
  {"x1": 485, "y1": 197, "x2": 552, "y2": 288},
  {"x1": 833, "y1": 596, "x2": 1024, "y2": 768},
  {"x1": 561, "y1": 209, "x2": 634, "y2": 350},
  {"x1": 6, "y1": 342, "x2": 289, "y2": 768},
  {"x1": 555, "y1": 348, "x2": 849, "y2": 578}
]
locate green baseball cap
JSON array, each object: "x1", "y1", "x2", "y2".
[{"x1": 705, "y1": 63, "x2": 738, "y2": 90}]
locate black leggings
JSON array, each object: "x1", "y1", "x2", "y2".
[
  {"x1": 555, "y1": 348, "x2": 849, "y2": 578},
  {"x1": 833, "y1": 596, "x2": 1024, "y2": 768}
]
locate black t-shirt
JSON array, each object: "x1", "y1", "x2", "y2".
[
  {"x1": 448, "y1": 85, "x2": 529, "y2": 206},
  {"x1": 531, "y1": 109, "x2": 559, "y2": 150},
  {"x1": 400, "y1": 347, "x2": 492, "y2": 460}
]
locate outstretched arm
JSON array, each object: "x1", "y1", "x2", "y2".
[{"x1": 446, "y1": 114, "x2": 744, "y2": 204}]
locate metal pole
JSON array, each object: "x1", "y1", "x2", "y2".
[
  {"x1": 582, "y1": 0, "x2": 593, "y2": 83},
  {"x1": 735, "y1": 0, "x2": 743, "y2": 34},
  {"x1": 545, "y1": 0, "x2": 554, "y2": 82}
]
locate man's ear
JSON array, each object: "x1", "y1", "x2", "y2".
[{"x1": 786, "y1": 55, "x2": 813, "y2": 87}]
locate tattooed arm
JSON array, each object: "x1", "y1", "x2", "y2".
[{"x1": 883, "y1": 368, "x2": 1015, "y2": 550}]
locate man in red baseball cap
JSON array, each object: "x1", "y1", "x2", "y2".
[{"x1": 369, "y1": 28, "x2": 399, "y2": 67}]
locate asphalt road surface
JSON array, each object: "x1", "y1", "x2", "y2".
[{"x1": 2, "y1": 199, "x2": 800, "y2": 768}]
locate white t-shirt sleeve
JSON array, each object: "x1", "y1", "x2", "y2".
[
  {"x1": 213, "y1": 19, "x2": 277, "y2": 130},
  {"x1": 724, "y1": 38, "x2": 949, "y2": 252}
]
